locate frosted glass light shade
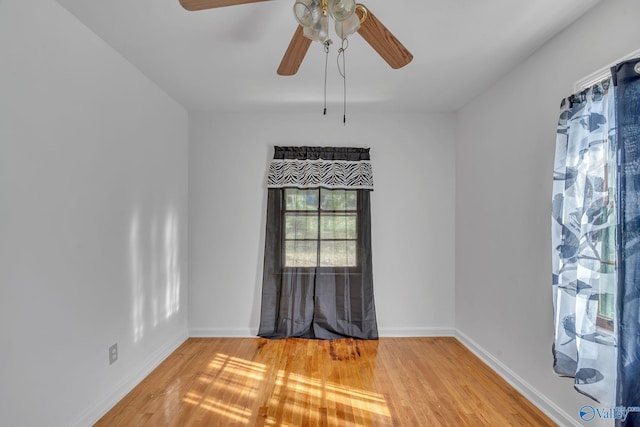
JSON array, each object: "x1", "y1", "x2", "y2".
[
  {"x1": 303, "y1": 14, "x2": 329, "y2": 42},
  {"x1": 335, "y1": 11, "x2": 360, "y2": 39},
  {"x1": 293, "y1": 0, "x2": 320, "y2": 27},
  {"x1": 327, "y1": 0, "x2": 356, "y2": 21}
]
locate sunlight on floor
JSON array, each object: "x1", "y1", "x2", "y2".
[
  {"x1": 183, "y1": 391, "x2": 252, "y2": 424},
  {"x1": 181, "y1": 350, "x2": 391, "y2": 425}
]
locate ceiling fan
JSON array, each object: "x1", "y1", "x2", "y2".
[{"x1": 178, "y1": 0, "x2": 413, "y2": 76}]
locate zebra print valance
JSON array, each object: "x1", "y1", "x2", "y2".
[{"x1": 267, "y1": 146, "x2": 373, "y2": 190}]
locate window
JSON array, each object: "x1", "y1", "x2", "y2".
[
  {"x1": 283, "y1": 188, "x2": 357, "y2": 267},
  {"x1": 597, "y1": 142, "x2": 616, "y2": 333}
]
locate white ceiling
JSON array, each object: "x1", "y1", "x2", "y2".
[{"x1": 55, "y1": 0, "x2": 601, "y2": 113}]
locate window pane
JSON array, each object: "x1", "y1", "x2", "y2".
[
  {"x1": 320, "y1": 189, "x2": 345, "y2": 210},
  {"x1": 320, "y1": 189, "x2": 357, "y2": 211},
  {"x1": 320, "y1": 213, "x2": 356, "y2": 239},
  {"x1": 285, "y1": 188, "x2": 318, "y2": 210},
  {"x1": 285, "y1": 213, "x2": 318, "y2": 239},
  {"x1": 320, "y1": 241, "x2": 356, "y2": 267},
  {"x1": 345, "y1": 191, "x2": 357, "y2": 210},
  {"x1": 599, "y1": 293, "x2": 615, "y2": 319},
  {"x1": 285, "y1": 241, "x2": 317, "y2": 267}
]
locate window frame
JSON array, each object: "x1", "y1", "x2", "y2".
[{"x1": 281, "y1": 187, "x2": 360, "y2": 270}]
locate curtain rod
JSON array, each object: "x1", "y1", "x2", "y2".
[{"x1": 574, "y1": 48, "x2": 640, "y2": 92}]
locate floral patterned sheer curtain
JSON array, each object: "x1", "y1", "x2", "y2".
[
  {"x1": 552, "y1": 78, "x2": 618, "y2": 405},
  {"x1": 552, "y1": 58, "x2": 640, "y2": 423}
]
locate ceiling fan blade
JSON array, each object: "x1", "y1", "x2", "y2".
[
  {"x1": 179, "y1": 0, "x2": 269, "y2": 11},
  {"x1": 277, "y1": 25, "x2": 312, "y2": 76},
  {"x1": 356, "y1": 5, "x2": 413, "y2": 69}
]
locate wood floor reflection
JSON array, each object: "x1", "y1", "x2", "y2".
[{"x1": 95, "y1": 337, "x2": 556, "y2": 426}]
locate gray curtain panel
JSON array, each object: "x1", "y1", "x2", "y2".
[
  {"x1": 258, "y1": 146, "x2": 378, "y2": 340},
  {"x1": 612, "y1": 58, "x2": 640, "y2": 427}
]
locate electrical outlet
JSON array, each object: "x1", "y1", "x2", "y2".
[{"x1": 109, "y1": 343, "x2": 118, "y2": 365}]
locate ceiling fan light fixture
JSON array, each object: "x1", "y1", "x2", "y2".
[{"x1": 294, "y1": 0, "x2": 357, "y2": 43}]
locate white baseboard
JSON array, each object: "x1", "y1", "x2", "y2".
[
  {"x1": 189, "y1": 327, "x2": 257, "y2": 337},
  {"x1": 189, "y1": 326, "x2": 456, "y2": 338},
  {"x1": 378, "y1": 326, "x2": 455, "y2": 337},
  {"x1": 72, "y1": 331, "x2": 189, "y2": 427},
  {"x1": 454, "y1": 329, "x2": 578, "y2": 427}
]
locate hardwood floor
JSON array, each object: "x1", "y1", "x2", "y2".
[{"x1": 95, "y1": 337, "x2": 556, "y2": 426}]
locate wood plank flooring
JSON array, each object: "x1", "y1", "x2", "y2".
[{"x1": 95, "y1": 337, "x2": 556, "y2": 426}]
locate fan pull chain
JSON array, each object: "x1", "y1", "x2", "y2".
[
  {"x1": 323, "y1": 40, "x2": 330, "y2": 116},
  {"x1": 337, "y1": 37, "x2": 349, "y2": 125}
]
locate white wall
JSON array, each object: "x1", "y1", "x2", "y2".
[
  {"x1": 455, "y1": 0, "x2": 640, "y2": 425},
  {"x1": 0, "y1": 1, "x2": 189, "y2": 426},
  {"x1": 188, "y1": 109, "x2": 456, "y2": 337}
]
